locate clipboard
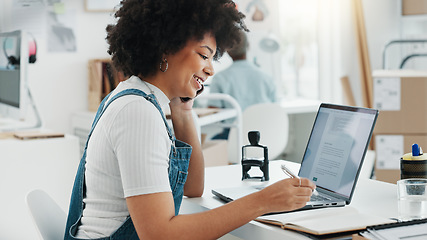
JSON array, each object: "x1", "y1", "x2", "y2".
[{"x1": 360, "y1": 218, "x2": 427, "y2": 240}]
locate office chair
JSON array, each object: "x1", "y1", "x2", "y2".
[
  {"x1": 359, "y1": 150, "x2": 376, "y2": 179},
  {"x1": 195, "y1": 93, "x2": 243, "y2": 164},
  {"x1": 229, "y1": 102, "x2": 289, "y2": 161},
  {"x1": 26, "y1": 189, "x2": 66, "y2": 240}
]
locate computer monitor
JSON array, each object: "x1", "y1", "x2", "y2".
[{"x1": 0, "y1": 30, "x2": 29, "y2": 122}]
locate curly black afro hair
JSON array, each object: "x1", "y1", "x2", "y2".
[{"x1": 106, "y1": 0, "x2": 248, "y2": 77}]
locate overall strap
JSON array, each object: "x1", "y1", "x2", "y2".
[{"x1": 85, "y1": 89, "x2": 175, "y2": 152}]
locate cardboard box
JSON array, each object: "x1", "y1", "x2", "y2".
[
  {"x1": 202, "y1": 140, "x2": 229, "y2": 167},
  {"x1": 374, "y1": 134, "x2": 427, "y2": 184},
  {"x1": 373, "y1": 70, "x2": 427, "y2": 134},
  {"x1": 88, "y1": 59, "x2": 125, "y2": 111},
  {"x1": 402, "y1": 0, "x2": 427, "y2": 15}
]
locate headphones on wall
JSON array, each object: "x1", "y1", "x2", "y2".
[{"x1": 2, "y1": 34, "x2": 37, "y2": 66}]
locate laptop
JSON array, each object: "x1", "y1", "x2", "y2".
[{"x1": 212, "y1": 103, "x2": 378, "y2": 212}]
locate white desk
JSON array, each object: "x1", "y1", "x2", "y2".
[
  {"x1": 180, "y1": 160, "x2": 398, "y2": 239},
  {"x1": 0, "y1": 135, "x2": 80, "y2": 240}
]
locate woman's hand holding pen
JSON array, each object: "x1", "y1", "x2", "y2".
[
  {"x1": 254, "y1": 178, "x2": 316, "y2": 214},
  {"x1": 281, "y1": 164, "x2": 318, "y2": 196}
]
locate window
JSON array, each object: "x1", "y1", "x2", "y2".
[{"x1": 277, "y1": 0, "x2": 319, "y2": 100}]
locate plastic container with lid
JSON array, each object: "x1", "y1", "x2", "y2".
[{"x1": 400, "y1": 143, "x2": 427, "y2": 179}]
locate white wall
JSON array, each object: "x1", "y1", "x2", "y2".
[{"x1": 1, "y1": 0, "x2": 114, "y2": 133}]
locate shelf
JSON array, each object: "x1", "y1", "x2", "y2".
[
  {"x1": 196, "y1": 109, "x2": 237, "y2": 127},
  {"x1": 88, "y1": 59, "x2": 125, "y2": 111}
]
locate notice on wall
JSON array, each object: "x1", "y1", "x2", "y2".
[
  {"x1": 85, "y1": 0, "x2": 121, "y2": 12},
  {"x1": 375, "y1": 135, "x2": 403, "y2": 170},
  {"x1": 47, "y1": 9, "x2": 77, "y2": 52},
  {"x1": 373, "y1": 77, "x2": 401, "y2": 111},
  {"x1": 11, "y1": 0, "x2": 47, "y2": 39}
]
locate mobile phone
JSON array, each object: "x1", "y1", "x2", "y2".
[
  {"x1": 180, "y1": 97, "x2": 192, "y2": 102},
  {"x1": 180, "y1": 85, "x2": 204, "y2": 103}
]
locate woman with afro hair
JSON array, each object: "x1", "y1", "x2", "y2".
[{"x1": 64, "y1": 0, "x2": 315, "y2": 239}]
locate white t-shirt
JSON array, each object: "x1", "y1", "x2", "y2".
[{"x1": 76, "y1": 76, "x2": 172, "y2": 238}]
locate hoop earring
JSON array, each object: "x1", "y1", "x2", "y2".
[{"x1": 160, "y1": 58, "x2": 168, "y2": 72}]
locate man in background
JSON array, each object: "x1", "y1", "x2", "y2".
[{"x1": 209, "y1": 31, "x2": 277, "y2": 139}]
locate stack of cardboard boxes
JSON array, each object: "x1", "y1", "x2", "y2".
[{"x1": 372, "y1": 70, "x2": 427, "y2": 183}]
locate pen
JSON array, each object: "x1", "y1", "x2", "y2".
[{"x1": 281, "y1": 164, "x2": 319, "y2": 196}]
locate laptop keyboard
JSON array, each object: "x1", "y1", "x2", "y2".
[
  {"x1": 252, "y1": 186, "x2": 332, "y2": 202},
  {"x1": 310, "y1": 194, "x2": 331, "y2": 202}
]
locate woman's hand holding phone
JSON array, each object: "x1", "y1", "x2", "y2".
[{"x1": 179, "y1": 84, "x2": 204, "y2": 103}]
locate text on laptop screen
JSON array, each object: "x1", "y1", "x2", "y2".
[{"x1": 298, "y1": 105, "x2": 376, "y2": 199}]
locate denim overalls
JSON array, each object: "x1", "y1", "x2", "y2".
[{"x1": 64, "y1": 89, "x2": 192, "y2": 239}]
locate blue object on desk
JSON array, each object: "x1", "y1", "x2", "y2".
[{"x1": 412, "y1": 143, "x2": 421, "y2": 156}]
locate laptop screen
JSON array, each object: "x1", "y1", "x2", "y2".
[{"x1": 298, "y1": 103, "x2": 378, "y2": 199}]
